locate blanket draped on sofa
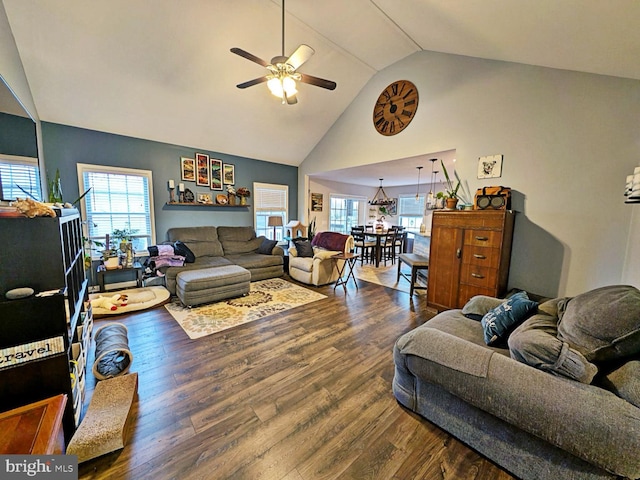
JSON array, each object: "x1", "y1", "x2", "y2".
[{"x1": 311, "y1": 231, "x2": 349, "y2": 252}]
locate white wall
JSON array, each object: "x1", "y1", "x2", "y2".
[
  {"x1": 0, "y1": 2, "x2": 38, "y2": 120},
  {"x1": 300, "y1": 50, "x2": 640, "y2": 297},
  {"x1": 0, "y1": 1, "x2": 45, "y2": 194},
  {"x1": 622, "y1": 205, "x2": 640, "y2": 286}
]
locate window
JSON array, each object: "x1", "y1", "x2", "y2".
[
  {"x1": 329, "y1": 195, "x2": 366, "y2": 233},
  {"x1": 398, "y1": 194, "x2": 425, "y2": 229},
  {"x1": 77, "y1": 163, "x2": 155, "y2": 254},
  {"x1": 0, "y1": 155, "x2": 41, "y2": 201},
  {"x1": 254, "y1": 182, "x2": 288, "y2": 241}
]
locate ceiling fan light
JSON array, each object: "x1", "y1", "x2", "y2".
[
  {"x1": 282, "y1": 76, "x2": 297, "y2": 95},
  {"x1": 267, "y1": 77, "x2": 284, "y2": 97}
]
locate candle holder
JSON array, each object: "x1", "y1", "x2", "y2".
[{"x1": 169, "y1": 187, "x2": 175, "y2": 203}]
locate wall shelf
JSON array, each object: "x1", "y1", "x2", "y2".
[{"x1": 165, "y1": 202, "x2": 250, "y2": 208}]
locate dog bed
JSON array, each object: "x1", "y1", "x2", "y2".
[{"x1": 89, "y1": 286, "x2": 170, "y2": 318}]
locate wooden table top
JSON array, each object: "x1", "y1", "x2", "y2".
[{"x1": 0, "y1": 394, "x2": 67, "y2": 454}]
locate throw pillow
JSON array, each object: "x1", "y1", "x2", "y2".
[
  {"x1": 557, "y1": 285, "x2": 640, "y2": 363},
  {"x1": 173, "y1": 241, "x2": 196, "y2": 263},
  {"x1": 481, "y1": 291, "x2": 539, "y2": 346},
  {"x1": 258, "y1": 238, "x2": 278, "y2": 255},
  {"x1": 293, "y1": 239, "x2": 314, "y2": 258},
  {"x1": 597, "y1": 360, "x2": 640, "y2": 408},
  {"x1": 462, "y1": 295, "x2": 504, "y2": 321}
]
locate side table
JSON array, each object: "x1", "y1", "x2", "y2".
[
  {"x1": 332, "y1": 252, "x2": 360, "y2": 292},
  {"x1": 97, "y1": 261, "x2": 143, "y2": 292}
]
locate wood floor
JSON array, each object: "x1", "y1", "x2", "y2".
[{"x1": 78, "y1": 275, "x2": 516, "y2": 480}]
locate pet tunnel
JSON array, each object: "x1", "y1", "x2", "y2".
[{"x1": 92, "y1": 323, "x2": 133, "y2": 380}]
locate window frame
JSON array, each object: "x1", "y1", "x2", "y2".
[
  {"x1": 0, "y1": 154, "x2": 41, "y2": 201},
  {"x1": 329, "y1": 194, "x2": 367, "y2": 233},
  {"x1": 76, "y1": 163, "x2": 156, "y2": 257},
  {"x1": 253, "y1": 182, "x2": 288, "y2": 241},
  {"x1": 397, "y1": 193, "x2": 426, "y2": 229}
]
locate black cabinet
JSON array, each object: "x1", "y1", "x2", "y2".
[{"x1": 0, "y1": 208, "x2": 92, "y2": 442}]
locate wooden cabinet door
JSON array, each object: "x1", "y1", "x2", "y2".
[{"x1": 427, "y1": 222, "x2": 463, "y2": 311}]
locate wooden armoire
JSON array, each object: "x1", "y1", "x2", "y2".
[{"x1": 427, "y1": 210, "x2": 515, "y2": 311}]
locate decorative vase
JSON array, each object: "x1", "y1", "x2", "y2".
[
  {"x1": 240, "y1": 196, "x2": 247, "y2": 206},
  {"x1": 124, "y1": 243, "x2": 134, "y2": 268},
  {"x1": 228, "y1": 193, "x2": 236, "y2": 205},
  {"x1": 445, "y1": 198, "x2": 458, "y2": 210}
]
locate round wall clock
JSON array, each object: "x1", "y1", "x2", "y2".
[{"x1": 373, "y1": 80, "x2": 419, "y2": 136}]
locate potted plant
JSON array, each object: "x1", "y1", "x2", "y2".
[
  {"x1": 101, "y1": 243, "x2": 119, "y2": 270},
  {"x1": 111, "y1": 227, "x2": 138, "y2": 251},
  {"x1": 111, "y1": 226, "x2": 138, "y2": 268},
  {"x1": 440, "y1": 160, "x2": 460, "y2": 210},
  {"x1": 439, "y1": 160, "x2": 473, "y2": 210}
]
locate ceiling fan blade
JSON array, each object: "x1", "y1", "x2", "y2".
[
  {"x1": 286, "y1": 44, "x2": 314, "y2": 70},
  {"x1": 299, "y1": 73, "x2": 337, "y2": 91},
  {"x1": 230, "y1": 47, "x2": 269, "y2": 67},
  {"x1": 236, "y1": 76, "x2": 269, "y2": 89}
]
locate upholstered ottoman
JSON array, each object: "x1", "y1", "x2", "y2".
[{"x1": 176, "y1": 265, "x2": 251, "y2": 307}]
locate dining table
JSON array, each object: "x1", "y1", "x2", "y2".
[{"x1": 365, "y1": 229, "x2": 405, "y2": 267}]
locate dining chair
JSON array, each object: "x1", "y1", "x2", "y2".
[
  {"x1": 380, "y1": 230, "x2": 397, "y2": 265},
  {"x1": 388, "y1": 226, "x2": 404, "y2": 259},
  {"x1": 351, "y1": 227, "x2": 375, "y2": 265}
]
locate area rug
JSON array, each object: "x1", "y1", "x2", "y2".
[
  {"x1": 354, "y1": 263, "x2": 426, "y2": 296},
  {"x1": 164, "y1": 277, "x2": 327, "y2": 339}
]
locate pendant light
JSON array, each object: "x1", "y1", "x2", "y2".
[
  {"x1": 427, "y1": 158, "x2": 437, "y2": 209},
  {"x1": 369, "y1": 178, "x2": 393, "y2": 206},
  {"x1": 415, "y1": 166, "x2": 423, "y2": 200}
]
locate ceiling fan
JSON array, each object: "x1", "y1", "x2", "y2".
[{"x1": 230, "y1": 0, "x2": 337, "y2": 105}]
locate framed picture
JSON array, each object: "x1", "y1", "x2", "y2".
[
  {"x1": 387, "y1": 198, "x2": 397, "y2": 215},
  {"x1": 477, "y1": 154, "x2": 503, "y2": 179},
  {"x1": 195, "y1": 153, "x2": 210, "y2": 186},
  {"x1": 311, "y1": 193, "x2": 323, "y2": 212},
  {"x1": 210, "y1": 159, "x2": 223, "y2": 190},
  {"x1": 223, "y1": 164, "x2": 235, "y2": 185},
  {"x1": 181, "y1": 157, "x2": 195, "y2": 182}
]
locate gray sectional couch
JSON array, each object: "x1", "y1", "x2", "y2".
[
  {"x1": 393, "y1": 287, "x2": 640, "y2": 480},
  {"x1": 162, "y1": 226, "x2": 284, "y2": 295}
]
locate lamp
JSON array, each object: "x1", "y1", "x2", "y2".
[
  {"x1": 415, "y1": 166, "x2": 423, "y2": 200},
  {"x1": 369, "y1": 178, "x2": 394, "y2": 206},
  {"x1": 268, "y1": 216, "x2": 283, "y2": 240}
]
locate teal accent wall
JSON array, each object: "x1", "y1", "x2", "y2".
[
  {"x1": 41, "y1": 122, "x2": 298, "y2": 243},
  {"x1": 0, "y1": 112, "x2": 37, "y2": 157}
]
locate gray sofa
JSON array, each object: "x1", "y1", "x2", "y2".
[
  {"x1": 393, "y1": 287, "x2": 640, "y2": 480},
  {"x1": 162, "y1": 226, "x2": 284, "y2": 294}
]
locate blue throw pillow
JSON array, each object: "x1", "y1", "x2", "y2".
[
  {"x1": 481, "y1": 291, "x2": 539, "y2": 346},
  {"x1": 258, "y1": 238, "x2": 278, "y2": 255},
  {"x1": 293, "y1": 239, "x2": 314, "y2": 258}
]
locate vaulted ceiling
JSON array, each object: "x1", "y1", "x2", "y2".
[{"x1": 3, "y1": 0, "x2": 639, "y2": 170}]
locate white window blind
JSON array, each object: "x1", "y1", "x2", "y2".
[
  {"x1": 77, "y1": 163, "x2": 155, "y2": 252},
  {"x1": 254, "y1": 182, "x2": 288, "y2": 240},
  {"x1": 254, "y1": 183, "x2": 288, "y2": 212},
  {"x1": 399, "y1": 195, "x2": 425, "y2": 216},
  {"x1": 398, "y1": 194, "x2": 425, "y2": 229},
  {"x1": 0, "y1": 155, "x2": 41, "y2": 201}
]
